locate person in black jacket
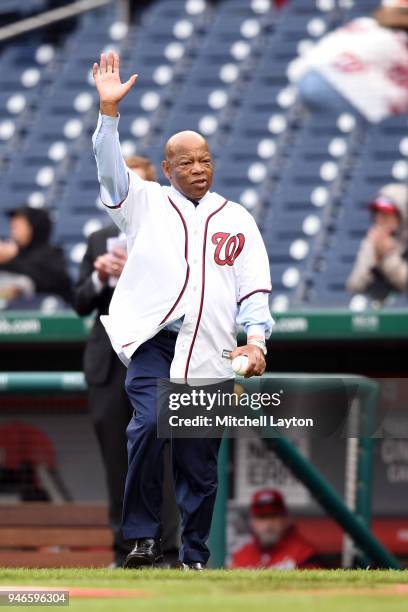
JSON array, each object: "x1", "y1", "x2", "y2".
[
  {"x1": 0, "y1": 206, "x2": 72, "y2": 306},
  {"x1": 74, "y1": 156, "x2": 179, "y2": 567}
]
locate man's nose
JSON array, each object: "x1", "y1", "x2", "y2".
[{"x1": 191, "y1": 161, "x2": 204, "y2": 174}]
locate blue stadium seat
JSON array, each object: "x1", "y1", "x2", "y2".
[{"x1": 0, "y1": 0, "x2": 402, "y2": 310}]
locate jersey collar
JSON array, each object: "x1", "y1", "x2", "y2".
[{"x1": 167, "y1": 184, "x2": 224, "y2": 215}]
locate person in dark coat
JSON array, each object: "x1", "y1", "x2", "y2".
[
  {"x1": 0, "y1": 206, "x2": 72, "y2": 305},
  {"x1": 73, "y1": 156, "x2": 180, "y2": 567}
]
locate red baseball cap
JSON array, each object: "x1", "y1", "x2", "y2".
[
  {"x1": 368, "y1": 196, "x2": 400, "y2": 215},
  {"x1": 250, "y1": 489, "x2": 287, "y2": 518}
]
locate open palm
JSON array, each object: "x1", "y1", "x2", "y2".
[{"x1": 93, "y1": 52, "x2": 137, "y2": 104}]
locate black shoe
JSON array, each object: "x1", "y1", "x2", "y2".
[
  {"x1": 123, "y1": 538, "x2": 163, "y2": 569},
  {"x1": 177, "y1": 561, "x2": 206, "y2": 571}
]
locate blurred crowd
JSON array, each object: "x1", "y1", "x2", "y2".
[
  {"x1": 290, "y1": 1, "x2": 408, "y2": 123},
  {"x1": 347, "y1": 184, "x2": 408, "y2": 301},
  {"x1": 0, "y1": 206, "x2": 71, "y2": 307}
]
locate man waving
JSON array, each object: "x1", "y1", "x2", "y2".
[{"x1": 92, "y1": 52, "x2": 273, "y2": 570}]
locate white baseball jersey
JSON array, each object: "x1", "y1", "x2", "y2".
[
  {"x1": 289, "y1": 17, "x2": 408, "y2": 123},
  {"x1": 99, "y1": 170, "x2": 272, "y2": 381}
]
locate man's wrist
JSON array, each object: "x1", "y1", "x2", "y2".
[
  {"x1": 100, "y1": 101, "x2": 119, "y2": 117},
  {"x1": 248, "y1": 337, "x2": 267, "y2": 356},
  {"x1": 246, "y1": 324, "x2": 266, "y2": 339}
]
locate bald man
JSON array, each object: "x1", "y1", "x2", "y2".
[{"x1": 92, "y1": 52, "x2": 274, "y2": 570}]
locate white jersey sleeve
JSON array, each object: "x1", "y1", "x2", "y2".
[
  {"x1": 92, "y1": 113, "x2": 151, "y2": 235},
  {"x1": 102, "y1": 170, "x2": 152, "y2": 236},
  {"x1": 237, "y1": 212, "x2": 272, "y2": 305}
]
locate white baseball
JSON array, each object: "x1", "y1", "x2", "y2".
[{"x1": 232, "y1": 355, "x2": 249, "y2": 376}]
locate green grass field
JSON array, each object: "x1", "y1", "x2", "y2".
[{"x1": 0, "y1": 569, "x2": 407, "y2": 611}]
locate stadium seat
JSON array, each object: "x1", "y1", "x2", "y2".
[{"x1": 0, "y1": 0, "x2": 403, "y2": 306}]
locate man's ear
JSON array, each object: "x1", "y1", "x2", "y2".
[{"x1": 162, "y1": 159, "x2": 170, "y2": 182}]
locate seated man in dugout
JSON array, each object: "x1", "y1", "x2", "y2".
[{"x1": 229, "y1": 489, "x2": 321, "y2": 569}]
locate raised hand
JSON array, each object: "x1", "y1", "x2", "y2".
[{"x1": 93, "y1": 51, "x2": 137, "y2": 116}]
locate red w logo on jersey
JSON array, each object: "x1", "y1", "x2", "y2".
[
  {"x1": 212, "y1": 232, "x2": 245, "y2": 266},
  {"x1": 387, "y1": 64, "x2": 408, "y2": 88},
  {"x1": 332, "y1": 52, "x2": 364, "y2": 73}
]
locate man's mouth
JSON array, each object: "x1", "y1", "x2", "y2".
[{"x1": 191, "y1": 178, "x2": 207, "y2": 187}]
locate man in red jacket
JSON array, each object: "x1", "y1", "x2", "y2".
[{"x1": 230, "y1": 489, "x2": 320, "y2": 569}]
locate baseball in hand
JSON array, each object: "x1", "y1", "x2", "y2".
[{"x1": 232, "y1": 355, "x2": 249, "y2": 376}]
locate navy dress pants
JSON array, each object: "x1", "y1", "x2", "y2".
[{"x1": 122, "y1": 330, "x2": 221, "y2": 564}]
